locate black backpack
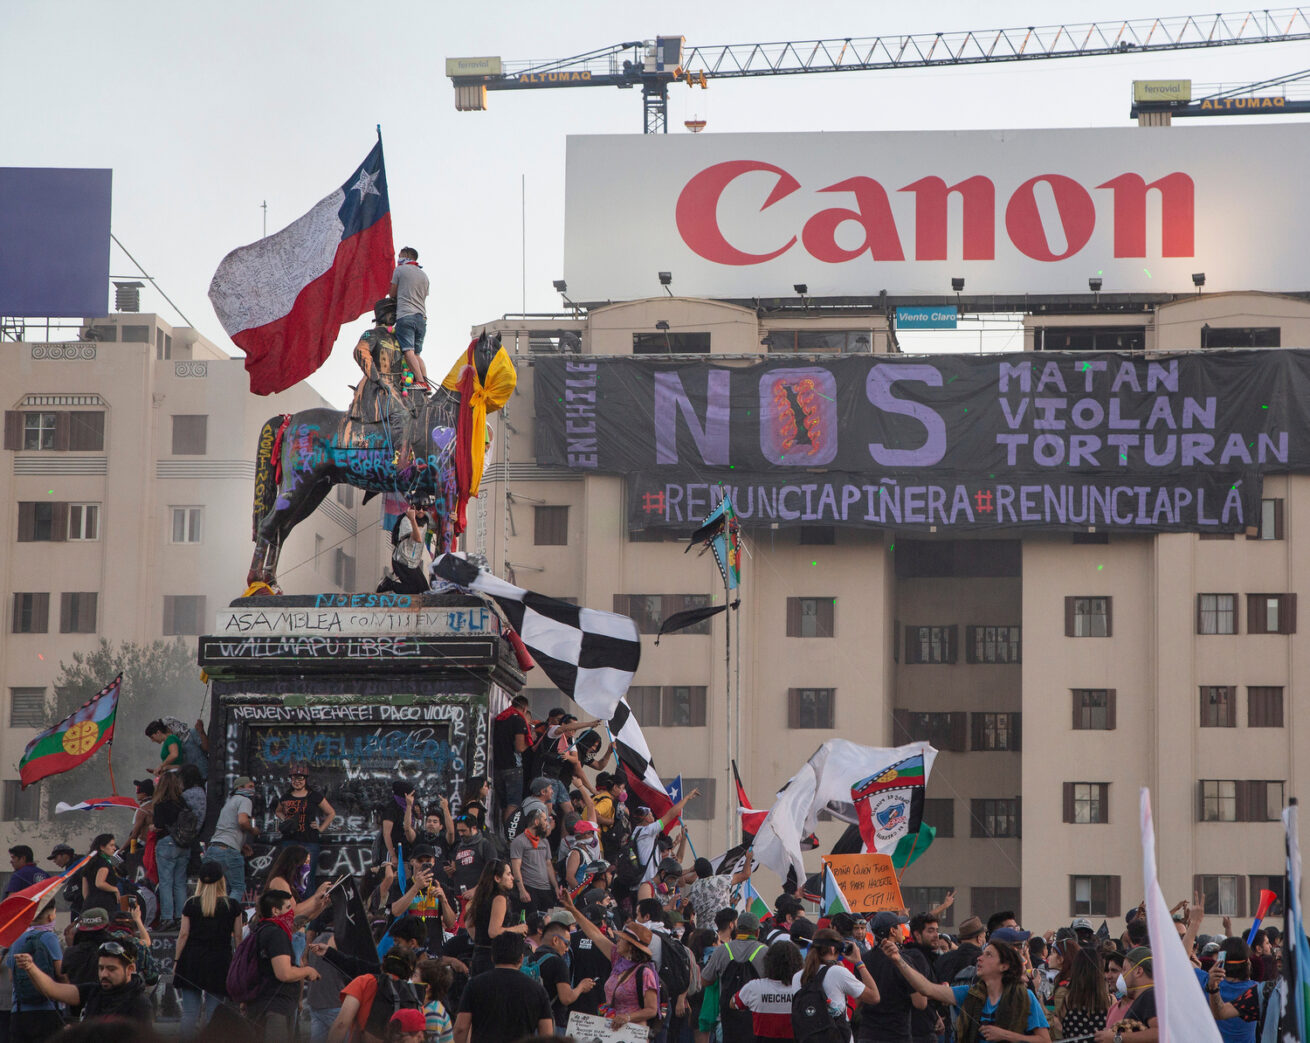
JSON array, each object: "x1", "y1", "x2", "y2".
[
  {"x1": 657, "y1": 933, "x2": 692, "y2": 999},
  {"x1": 363, "y1": 974, "x2": 424, "y2": 1042},
  {"x1": 792, "y1": 964, "x2": 847, "y2": 1043},
  {"x1": 170, "y1": 806, "x2": 200, "y2": 848},
  {"x1": 718, "y1": 941, "x2": 766, "y2": 1043}
]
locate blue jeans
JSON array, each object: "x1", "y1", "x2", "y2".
[
  {"x1": 179, "y1": 986, "x2": 221, "y2": 1036},
  {"x1": 207, "y1": 843, "x2": 246, "y2": 902},
  {"x1": 395, "y1": 313, "x2": 426, "y2": 354},
  {"x1": 156, "y1": 835, "x2": 188, "y2": 919},
  {"x1": 308, "y1": 1006, "x2": 341, "y2": 1043}
]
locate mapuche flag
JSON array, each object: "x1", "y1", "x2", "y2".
[
  {"x1": 208, "y1": 139, "x2": 394, "y2": 395},
  {"x1": 850, "y1": 752, "x2": 927, "y2": 856},
  {"x1": 19, "y1": 674, "x2": 120, "y2": 788}
]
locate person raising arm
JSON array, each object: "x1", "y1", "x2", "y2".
[{"x1": 881, "y1": 935, "x2": 1052, "y2": 1043}]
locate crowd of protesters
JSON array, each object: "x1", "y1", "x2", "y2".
[{"x1": 0, "y1": 703, "x2": 1293, "y2": 1043}]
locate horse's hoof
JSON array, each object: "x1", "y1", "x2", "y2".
[{"x1": 243, "y1": 581, "x2": 280, "y2": 597}]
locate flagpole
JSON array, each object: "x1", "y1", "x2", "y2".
[
  {"x1": 106, "y1": 741, "x2": 117, "y2": 797},
  {"x1": 723, "y1": 549, "x2": 733, "y2": 855},
  {"x1": 895, "y1": 830, "x2": 921, "y2": 882}
]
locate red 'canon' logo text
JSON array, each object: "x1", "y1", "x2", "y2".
[{"x1": 674, "y1": 160, "x2": 1195, "y2": 265}]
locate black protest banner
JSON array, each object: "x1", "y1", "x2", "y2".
[{"x1": 534, "y1": 350, "x2": 1310, "y2": 533}]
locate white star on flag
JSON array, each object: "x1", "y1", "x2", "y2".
[{"x1": 349, "y1": 168, "x2": 381, "y2": 198}]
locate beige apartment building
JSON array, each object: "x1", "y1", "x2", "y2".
[
  {"x1": 468, "y1": 290, "x2": 1310, "y2": 932},
  {"x1": 0, "y1": 312, "x2": 384, "y2": 860}
]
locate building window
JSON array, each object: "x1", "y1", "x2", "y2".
[
  {"x1": 11, "y1": 594, "x2": 49, "y2": 634},
  {"x1": 1064, "y1": 782, "x2": 1110, "y2": 824},
  {"x1": 971, "y1": 887, "x2": 1022, "y2": 924},
  {"x1": 1202, "y1": 326, "x2": 1280, "y2": 348},
  {"x1": 787, "y1": 597, "x2": 834, "y2": 638},
  {"x1": 1248, "y1": 594, "x2": 1296, "y2": 635},
  {"x1": 171, "y1": 415, "x2": 208, "y2": 455},
  {"x1": 970, "y1": 798, "x2": 1020, "y2": 838},
  {"x1": 764, "y1": 329, "x2": 872, "y2": 353},
  {"x1": 121, "y1": 324, "x2": 150, "y2": 343},
  {"x1": 17, "y1": 502, "x2": 62, "y2": 542},
  {"x1": 60, "y1": 592, "x2": 98, "y2": 634},
  {"x1": 336, "y1": 485, "x2": 354, "y2": 508},
  {"x1": 1, "y1": 781, "x2": 38, "y2": 822},
  {"x1": 923, "y1": 798, "x2": 954, "y2": 839},
  {"x1": 534, "y1": 506, "x2": 569, "y2": 546},
  {"x1": 894, "y1": 710, "x2": 967, "y2": 752},
  {"x1": 1070, "y1": 875, "x2": 1120, "y2": 916},
  {"x1": 1065, "y1": 596, "x2": 1111, "y2": 637},
  {"x1": 1251, "y1": 499, "x2": 1284, "y2": 541},
  {"x1": 632, "y1": 331, "x2": 710, "y2": 354},
  {"x1": 905, "y1": 625, "x2": 958, "y2": 664},
  {"x1": 68, "y1": 412, "x2": 104, "y2": 451},
  {"x1": 163, "y1": 596, "x2": 206, "y2": 637},
  {"x1": 626, "y1": 686, "x2": 662, "y2": 724},
  {"x1": 901, "y1": 887, "x2": 955, "y2": 926},
  {"x1": 333, "y1": 550, "x2": 355, "y2": 591},
  {"x1": 1196, "y1": 875, "x2": 1246, "y2": 916},
  {"x1": 1072, "y1": 689, "x2": 1116, "y2": 730},
  {"x1": 1201, "y1": 779, "x2": 1238, "y2": 822},
  {"x1": 9, "y1": 688, "x2": 45, "y2": 728},
  {"x1": 22, "y1": 412, "x2": 57, "y2": 451},
  {"x1": 170, "y1": 506, "x2": 203, "y2": 544},
  {"x1": 972, "y1": 712, "x2": 1021, "y2": 751},
  {"x1": 787, "y1": 688, "x2": 835, "y2": 729},
  {"x1": 314, "y1": 535, "x2": 324, "y2": 570},
  {"x1": 679, "y1": 778, "x2": 717, "y2": 820},
  {"x1": 67, "y1": 504, "x2": 100, "y2": 541},
  {"x1": 157, "y1": 329, "x2": 172, "y2": 360},
  {"x1": 1200, "y1": 686, "x2": 1237, "y2": 728},
  {"x1": 1197, "y1": 594, "x2": 1237, "y2": 635},
  {"x1": 662, "y1": 686, "x2": 707, "y2": 727},
  {"x1": 966, "y1": 625, "x2": 1021, "y2": 664},
  {"x1": 1250, "y1": 876, "x2": 1285, "y2": 918},
  {"x1": 1249, "y1": 687, "x2": 1285, "y2": 728},
  {"x1": 614, "y1": 595, "x2": 714, "y2": 636}
]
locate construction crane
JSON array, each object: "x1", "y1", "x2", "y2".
[
  {"x1": 447, "y1": 9, "x2": 1310, "y2": 133},
  {"x1": 1131, "y1": 67, "x2": 1310, "y2": 116}
]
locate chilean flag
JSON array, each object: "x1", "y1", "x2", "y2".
[{"x1": 208, "y1": 140, "x2": 394, "y2": 395}]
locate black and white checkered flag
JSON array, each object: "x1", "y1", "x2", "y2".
[{"x1": 433, "y1": 554, "x2": 641, "y2": 721}]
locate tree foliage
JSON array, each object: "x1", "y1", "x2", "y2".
[{"x1": 36, "y1": 638, "x2": 206, "y2": 836}]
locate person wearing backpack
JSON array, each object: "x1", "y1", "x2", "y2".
[
  {"x1": 530, "y1": 920, "x2": 597, "y2": 1029},
  {"x1": 151, "y1": 769, "x2": 192, "y2": 929},
  {"x1": 729, "y1": 939, "x2": 804, "y2": 1039},
  {"x1": 703, "y1": 912, "x2": 769, "y2": 1043},
  {"x1": 328, "y1": 947, "x2": 423, "y2": 1043},
  {"x1": 791, "y1": 929, "x2": 880, "y2": 1043},
  {"x1": 236, "y1": 889, "x2": 320, "y2": 1040},
  {"x1": 5, "y1": 899, "x2": 62, "y2": 1043}
]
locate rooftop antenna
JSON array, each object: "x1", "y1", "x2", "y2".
[{"x1": 261, "y1": 200, "x2": 268, "y2": 238}]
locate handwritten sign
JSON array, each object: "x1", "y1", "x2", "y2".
[
  {"x1": 566, "y1": 1012, "x2": 649, "y2": 1042},
  {"x1": 822, "y1": 853, "x2": 904, "y2": 915}
]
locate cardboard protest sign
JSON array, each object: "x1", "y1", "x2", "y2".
[
  {"x1": 566, "y1": 1011, "x2": 650, "y2": 1042},
  {"x1": 821, "y1": 853, "x2": 905, "y2": 915}
]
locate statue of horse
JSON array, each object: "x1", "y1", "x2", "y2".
[{"x1": 247, "y1": 330, "x2": 513, "y2": 591}]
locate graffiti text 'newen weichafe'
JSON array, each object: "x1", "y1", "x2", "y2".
[{"x1": 674, "y1": 160, "x2": 1194, "y2": 265}]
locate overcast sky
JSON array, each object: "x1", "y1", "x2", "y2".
[{"x1": 4, "y1": 1, "x2": 1309, "y2": 407}]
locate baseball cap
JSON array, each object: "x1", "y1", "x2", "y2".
[
  {"x1": 872, "y1": 911, "x2": 909, "y2": 933},
  {"x1": 736, "y1": 912, "x2": 760, "y2": 934},
  {"x1": 288, "y1": 763, "x2": 309, "y2": 777},
  {"x1": 991, "y1": 926, "x2": 1032, "y2": 944},
  {"x1": 48, "y1": 844, "x2": 74, "y2": 859},
  {"x1": 546, "y1": 909, "x2": 577, "y2": 927},
  {"x1": 133, "y1": 778, "x2": 154, "y2": 796},
  {"x1": 233, "y1": 776, "x2": 255, "y2": 791},
  {"x1": 573, "y1": 819, "x2": 599, "y2": 834},
  {"x1": 389, "y1": 1009, "x2": 427, "y2": 1032},
  {"x1": 410, "y1": 844, "x2": 436, "y2": 860},
  {"x1": 77, "y1": 909, "x2": 110, "y2": 931},
  {"x1": 199, "y1": 861, "x2": 225, "y2": 885},
  {"x1": 1071, "y1": 917, "x2": 1094, "y2": 932}
]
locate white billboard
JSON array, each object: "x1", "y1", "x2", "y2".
[{"x1": 564, "y1": 126, "x2": 1310, "y2": 300}]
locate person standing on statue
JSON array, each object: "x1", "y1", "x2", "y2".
[
  {"x1": 275, "y1": 765, "x2": 334, "y2": 893},
  {"x1": 389, "y1": 246, "x2": 430, "y2": 390},
  {"x1": 379, "y1": 506, "x2": 431, "y2": 595}
]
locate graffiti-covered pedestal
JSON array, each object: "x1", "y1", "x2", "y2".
[{"x1": 198, "y1": 591, "x2": 522, "y2": 886}]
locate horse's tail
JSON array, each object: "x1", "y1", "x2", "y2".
[{"x1": 252, "y1": 415, "x2": 287, "y2": 539}]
